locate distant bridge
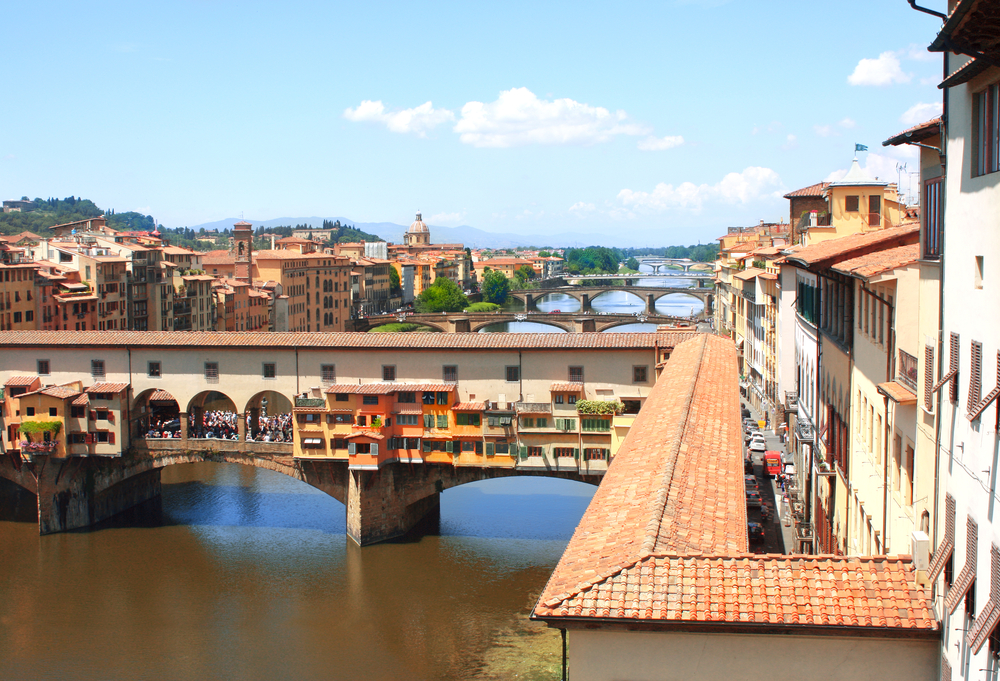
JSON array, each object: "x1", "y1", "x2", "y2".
[
  {"x1": 557, "y1": 271, "x2": 713, "y2": 283},
  {"x1": 353, "y1": 310, "x2": 698, "y2": 333},
  {"x1": 508, "y1": 285, "x2": 714, "y2": 315},
  {"x1": 633, "y1": 257, "x2": 706, "y2": 273}
]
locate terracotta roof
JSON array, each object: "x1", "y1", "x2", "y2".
[
  {"x1": 929, "y1": 0, "x2": 1000, "y2": 64},
  {"x1": 785, "y1": 225, "x2": 919, "y2": 268},
  {"x1": 4, "y1": 376, "x2": 38, "y2": 387},
  {"x1": 733, "y1": 267, "x2": 764, "y2": 281},
  {"x1": 85, "y1": 382, "x2": 129, "y2": 394},
  {"x1": 452, "y1": 402, "x2": 486, "y2": 411},
  {"x1": 535, "y1": 554, "x2": 935, "y2": 630},
  {"x1": 550, "y1": 382, "x2": 584, "y2": 392},
  {"x1": 20, "y1": 385, "x2": 81, "y2": 400},
  {"x1": 324, "y1": 383, "x2": 455, "y2": 395},
  {"x1": 148, "y1": 390, "x2": 176, "y2": 402},
  {"x1": 71, "y1": 393, "x2": 90, "y2": 406},
  {"x1": 345, "y1": 431, "x2": 386, "y2": 441},
  {"x1": 831, "y1": 244, "x2": 920, "y2": 279},
  {"x1": 200, "y1": 251, "x2": 234, "y2": 265},
  {"x1": 0, "y1": 330, "x2": 694, "y2": 351},
  {"x1": 939, "y1": 57, "x2": 988, "y2": 89},
  {"x1": 878, "y1": 381, "x2": 918, "y2": 405},
  {"x1": 883, "y1": 117, "x2": 941, "y2": 147},
  {"x1": 783, "y1": 181, "x2": 830, "y2": 199},
  {"x1": 533, "y1": 334, "x2": 936, "y2": 633}
]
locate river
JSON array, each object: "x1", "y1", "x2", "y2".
[
  {"x1": 479, "y1": 272, "x2": 707, "y2": 333},
  {"x1": 0, "y1": 465, "x2": 595, "y2": 681}
]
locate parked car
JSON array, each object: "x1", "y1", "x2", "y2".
[
  {"x1": 748, "y1": 521, "x2": 765, "y2": 543},
  {"x1": 746, "y1": 490, "x2": 763, "y2": 508},
  {"x1": 548, "y1": 309, "x2": 561, "y2": 314},
  {"x1": 744, "y1": 475, "x2": 758, "y2": 492},
  {"x1": 748, "y1": 438, "x2": 767, "y2": 452}
]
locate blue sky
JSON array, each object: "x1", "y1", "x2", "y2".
[{"x1": 1, "y1": 0, "x2": 947, "y2": 245}]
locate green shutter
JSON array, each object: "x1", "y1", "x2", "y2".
[
  {"x1": 475, "y1": 440, "x2": 483, "y2": 454},
  {"x1": 423, "y1": 440, "x2": 431, "y2": 453},
  {"x1": 424, "y1": 414, "x2": 433, "y2": 429},
  {"x1": 445, "y1": 440, "x2": 454, "y2": 453},
  {"x1": 574, "y1": 448, "x2": 580, "y2": 460},
  {"x1": 519, "y1": 445, "x2": 527, "y2": 459},
  {"x1": 371, "y1": 443, "x2": 378, "y2": 456},
  {"x1": 471, "y1": 414, "x2": 480, "y2": 427},
  {"x1": 456, "y1": 413, "x2": 467, "y2": 426},
  {"x1": 486, "y1": 443, "x2": 494, "y2": 456},
  {"x1": 348, "y1": 442, "x2": 356, "y2": 455},
  {"x1": 437, "y1": 414, "x2": 448, "y2": 429}
]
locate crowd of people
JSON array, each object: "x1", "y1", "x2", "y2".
[
  {"x1": 144, "y1": 409, "x2": 293, "y2": 442},
  {"x1": 246, "y1": 413, "x2": 292, "y2": 443}
]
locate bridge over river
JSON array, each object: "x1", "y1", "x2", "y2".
[
  {"x1": 509, "y1": 284, "x2": 714, "y2": 315},
  {"x1": 353, "y1": 309, "x2": 697, "y2": 333}
]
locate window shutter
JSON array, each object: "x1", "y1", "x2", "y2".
[
  {"x1": 486, "y1": 443, "x2": 494, "y2": 456},
  {"x1": 471, "y1": 415, "x2": 480, "y2": 427},
  {"x1": 969, "y1": 340, "x2": 983, "y2": 413},
  {"x1": 924, "y1": 345, "x2": 934, "y2": 410},
  {"x1": 109, "y1": 432, "x2": 115, "y2": 444},
  {"x1": 456, "y1": 413, "x2": 466, "y2": 426},
  {"x1": 475, "y1": 440, "x2": 483, "y2": 454},
  {"x1": 573, "y1": 448, "x2": 580, "y2": 460},
  {"x1": 424, "y1": 414, "x2": 433, "y2": 429},
  {"x1": 445, "y1": 440, "x2": 453, "y2": 453},
  {"x1": 519, "y1": 445, "x2": 527, "y2": 459},
  {"x1": 604, "y1": 449, "x2": 610, "y2": 461},
  {"x1": 437, "y1": 414, "x2": 447, "y2": 429},
  {"x1": 108, "y1": 412, "x2": 115, "y2": 423},
  {"x1": 89, "y1": 410, "x2": 96, "y2": 421},
  {"x1": 950, "y1": 332, "x2": 960, "y2": 403},
  {"x1": 330, "y1": 439, "x2": 336, "y2": 449},
  {"x1": 348, "y1": 442, "x2": 356, "y2": 455},
  {"x1": 371, "y1": 443, "x2": 378, "y2": 456},
  {"x1": 423, "y1": 440, "x2": 431, "y2": 453}
]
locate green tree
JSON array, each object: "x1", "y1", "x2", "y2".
[
  {"x1": 415, "y1": 277, "x2": 469, "y2": 313},
  {"x1": 389, "y1": 266, "x2": 401, "y2": 294},
  {"x1": 480, "y1": 269, "x2": 510, "y2": 305},
  {"x1": 538, "y1": 250, "x2": 552, "y2": 258},
  {"x1": 625, "y1": 257, "x2": 640, "y2": 271}
]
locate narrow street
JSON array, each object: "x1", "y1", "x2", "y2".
[{"x1": 742, "y1": 399, "x2": 795, "y2": 554}]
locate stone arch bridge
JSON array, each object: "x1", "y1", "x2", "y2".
[
  {"x1": 353, "y1": 310, "x2": 697, "y2": 333},
  {"x1": 509, "y1": 285, "x2": 714, "y2": 315}
]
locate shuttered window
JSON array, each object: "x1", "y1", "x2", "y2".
[
  {"x1": 423, "y1": 414, "x2": 433, "y2": 429},
  {"x1": 969, "y1": 340, "x2": 984, "y2": 414},
  {"x1": 924, "y1": 345, "x2": 935, "y2": 410},
  {"x1": 443, "y1": 365, "x2": 457, "y2": 383},
  {"x1": 436, "y1": 414, "x2": 448, "y2": 429},
  {"x1": 321, "y1": 364, "x2": 336, "y2": 384}
]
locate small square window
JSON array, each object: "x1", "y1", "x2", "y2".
[
  {"x1": 71, "y1": 405, "x2": 85, "y2": 418},
  {"x1": 845, "y1": 195, "x2": 860, "y2": 212},
  {"x1": 263, "y1": 362, "x2": 277, "y2": 379},
  {"x1": 569, "y1": 366, "x2": 584, "y2": 383},
  {"x1": 205, "y1": 362, "x2": 219, "y2": 380},
  {"x1": 568, "y1": 395, "x2": 577, "y2": 405},
  {"x1": 49, "y1": 407, "x2": 57, "y2": 417},
  {"x1": 91, "y1": 359, "x2": 106, "y2": 379},
  {"x1": 26, "y1": 407, "x2": 35, "y2": 416},
  {"x1": 443, "y1": 365, "x2": 457, "y2": 383},
  {"x1": 148, "y1": 361, "x2": 161, "y2": 378},
  {"x1": 554, "y1": 394, "x2": 564, "y2": 404},
  {"x1": 37, "y1": 359, "x2": 50, "y2": 376},
  {"x1": 321, "y1": 364, "x2": 336, "y2": 384},
  {"x1": 505, "y1": 366, "x2": 520, "y2": 383},
  {"x1": 633, "y1": 365, "x2": 648, "y2": 383},
  {"x1": 335, "y1": 393, "x2": 349, "y2": 402},
  {"x1": 382, "y1": 365, "x2": 396, "y2": 381},
  {"x1": 362, "y1": 395, "x2": 379, "y2": 405}
]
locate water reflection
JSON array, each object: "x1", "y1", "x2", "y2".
[{"x1": 0, "y1": 465, "x2": 594, "y2": 681}]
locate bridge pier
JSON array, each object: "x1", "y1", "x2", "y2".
[
  {"x1": 646, "y1": 293, "x2": 656, "y2": 315},
  {"x1": 452, "y1": 318, "x2": 471, "y2": 332},
  {"x1": 581, "y1": 294, "x2": 591, "y2": 311},
  {"x1": 524, "y1": 294, "x2": 535, "y2": 311},
  {"x1": 347, "y1": 463, "x2": 443, "y2": 545}
]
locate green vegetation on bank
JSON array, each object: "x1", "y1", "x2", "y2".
[
  {"x1": 480, "y1": 270, "x2": 511, "y2": 305},
  {"x1": 464, "y1": 302, "x2": 500, "y2": 312},
  {"x1": 415, "y1": 277, "x2": 468, "y2": 313}
]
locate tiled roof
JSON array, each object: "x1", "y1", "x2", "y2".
[
  {"x1": 783, "y1": 181, "x2": 830, "y2": 199},
  {"x1": 345, "y1": 431, "x2": 386, "y2": 440},
  {"x1": 878, "y1": 381, "x2": 918, "y2": 405},
  {"x1": 71, "y1": 394, "x2": 90, "y2": 406},
  {"x1": 535, "y1": 554, "x2": 935, "y2": 630},
  {"x1": 831, "y1": 244, "x2": 920, "y2": 279},
  {"x1": 733, "y1": 267, "x2": 764, "y2": 281},
  {"x1": 324, "y1": 383, "x2": 454, "y2": 395},
  {"x1": 148, "y1": 390, "x2": 175, "y2": 402},
  {"x1": 939, "y1": 56, "x2": 987, "y2": 89},
  {"x1": 550, "y1": 382, "x2": 584, "y2": 392},
  {"x1": 452, "y1": 402, "x2": 486, "y2": 411},
  {"x1": 20, "y1": 385, "x2": 81, "y2": 400},
  {"x1": 883, "y1": 117, "x2": 941, "y2": 147},
  {"x1": 200, "y1": 251, "x2": 234, "y2": 265},
  {"x1": 4, "y1": 376, "x2": 38, "y2": 387},
  {"x1": 0, "y1": 330, "x2": 693, "y2": 351},
  {"x1": 785, "y1": 225, "x2": 919, "y2": 268},
  {"x1": 85, "y1": 382, "x2": 129, "y2": 394},
  {"x1": 533, "y1": 334, "x2": 936, "y2": 633}
]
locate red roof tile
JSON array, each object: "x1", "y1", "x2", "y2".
[
  {"x1": 20, "y1": 385, "x2": 81, "y2": 400},
  {"x1": 785, "y1": 225, "x2": 919, "y2": 268},
  {"x1": 831, "y1": 244, "x2": 920, "y2": 279},
  {"x1": 0, "y1": 330, "x2": 695, "y2": 352},
  {"x1": 883, "y1": 117, "x2": 941, "y2": 147},
  {"x1": 4, "y1": 376, "x2": 38, "y2": 387},
  {"x1": 783, "y1": 181, "x2": 830, "y2": 199},
  {"x1": 452, "y1": 402, "x2": 486, "y2": 411},
  {"x1": 85, "y1": 382, "x2": 129, "y2": 394},
  {"x1": 550, "y1": 382, "x2": 584, "y2": 392},
  {"x1": 323, "y1": 383, "x2": 455, "y2": 395},
  {"x1": 71, "y1": 394, "x2": 90, "y2": 406},
  {"x1": 148, "y1": 390, "x2": 175, "y2": 402}
]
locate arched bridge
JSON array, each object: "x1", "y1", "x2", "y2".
[
  {"x1": 508, "y1": 286, "x2": 714, "y2": 315},
  {"x1": 353, "y1": 310, "x2": 698, "y2": 333}
]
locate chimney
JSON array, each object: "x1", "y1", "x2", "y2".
[{"x1": 270, "y1": 234, "x2": 275, "y2": 250}]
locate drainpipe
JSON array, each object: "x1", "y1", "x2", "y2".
[
  {"x1": 882, "y1": 393, "x2": 891, "y2": 553},
  {"x1": 561, "y1": 628, "x2": 567, "y2": 681},
  {"x1": 907, "y1": 0, "x2": 946, "y2": 19}
]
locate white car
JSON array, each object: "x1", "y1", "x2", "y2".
[{"x1": 748, "y1": 438, "x2": 767, "y2": 452}]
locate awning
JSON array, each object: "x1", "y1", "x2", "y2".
[
  {"x1": 149, "y1": 390, "x2": 176, "y2": 404},
  {"x1": 877, "y1": 381, "x2": 917, "y2": 405},
  {"x1": 928, "y1": 494, "x2": 956, "y2": 583},
  {"x1": 944, "y1": 516, "x2": 978, "y2": 614}
]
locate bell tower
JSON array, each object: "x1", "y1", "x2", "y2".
[{"x1": 232, "y1": 220, "x2": 253, "y2": 283}]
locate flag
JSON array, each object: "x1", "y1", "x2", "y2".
[{"x1": 855, "y1": 143, "x2": 868, "y2": 152}]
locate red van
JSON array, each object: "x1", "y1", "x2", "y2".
[{"x1": 764, "y1": 451, "x2": 782, "y2": 478}]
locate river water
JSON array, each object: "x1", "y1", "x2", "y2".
[
  {"x1": 0, "y1": 464, "x2": 595, "y2": 681},
  {"x1": 480, "y1": 272, "x2": 707, "y2": 334}
]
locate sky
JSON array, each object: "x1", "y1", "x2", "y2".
[{"x1": 0, "y1": 0, "x2": 948, "y2": 246}]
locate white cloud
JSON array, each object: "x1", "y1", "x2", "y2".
[
  {"x1": 568, "y1": 202, "x2": 596, "y2": 216},
  {"x1": 427, "y1": 212, "x2": 465, "y2": 225},
  {"x1": 782, "y1": 134, "x2": 798, "y2": 150},
  {"x1": 617, "y1": 167, "x2": 783, "y2": 213},
  {"x1": 839, "y1": 118, "x2": 856, "y2": 129},
  {"x1": 343, "y1": 100, "x2": 455, "y2": 137},
  {"x1": 900, "y1": 101, "x2": 943, "y2": 126},
  {"x1": 637, "y1": 135, "x2": 684, "y2": 151},
  {"x1": 453, "y1": 87, "x2": 648, "y2": 148},
  {"x1": 814, "y1": 124, "x2": 834, "y2": 137},
  {"x1": 848, "y1": 51, "x2": 912, "y2": 86}
]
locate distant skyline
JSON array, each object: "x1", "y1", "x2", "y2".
[{"x1": 1, "y1": 1, "x2": 946, "y2": 244}]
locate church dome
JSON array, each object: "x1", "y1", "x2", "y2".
[{"x1": 408, "y1": 212, "x2": 429, "y2": 234}]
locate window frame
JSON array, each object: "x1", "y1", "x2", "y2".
[
  {"x1": 382, "y1": 365, "x2": 396, "y2": 382},
  {"x1": 633, "y1": 365, "x2": 649, "y2": 383},
  {"x1": 91, "y1": 359, "x2": 106, "y2": 379},
  {"x1": 262, "y1": 362, "x2": 277, "y2": 380},
  {"x1": 569, "y1": 366, "x2": 584, "y2": 383},
  {"x1": 37, "y1": 359, "x2": 50, "y2": 376},
  {"x1": 505, "y1": 365, "x2": 520, "y2": 383},
  {"x1": 205, "y1": 361, "x2": 219, "y2": 380},
  {"x1": 443, "y1": 365, "x2": 457, "y2": 383},
  {"x1": 148, "y1": 361, "x2": 162, "y2": 378},
  {"x1": 321, "y1": 364, "x2": 336, "y2": 384}
]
